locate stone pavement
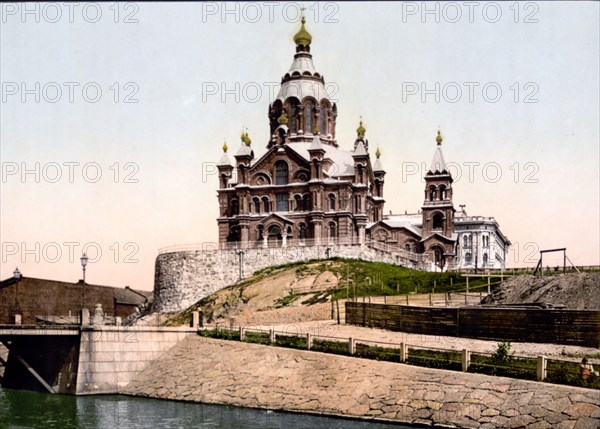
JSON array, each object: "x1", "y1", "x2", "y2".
[{"x1": 124, "y1": 336, "x2": 600, "y2": 428}]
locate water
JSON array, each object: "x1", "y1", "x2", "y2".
[{"x1": 0, "y1": 388, "x2": 410, "y2": 429}]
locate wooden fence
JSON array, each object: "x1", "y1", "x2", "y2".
[{"x1": 345, "y1": 302, "x2": 600, "y2": 348}]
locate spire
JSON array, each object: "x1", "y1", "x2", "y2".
[
  {"x1": 373, "y1": 147, "x2": 384, "y2": 172},
  {"x1": 219, "y1": 140, "x2": 233, "y2": 166},
  {"x1": 357, "y1": 117, "x2": 366, "y2": 139},
  {"x1": 429, "y1": 129, "x2": 448, "y2": 174},
  {"x1": 293, "y1": 15, "x2": 312, "y2": 47},
  {"x1": 354, "y1": 141, "x2": 367, "y2": 156}
]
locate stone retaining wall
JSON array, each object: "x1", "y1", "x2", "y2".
[
  {"x1": 76, "y1": 327, "x2": 194, "y2": 395},
  {"x1": 124, "y1": 336, "x2": 600, "y2": 428},
  {"x1": 154, "y1": 245, "x2": 410, "y2": 313}
]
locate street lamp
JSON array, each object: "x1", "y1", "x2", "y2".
[
  {"x1": 80, "y1": 252, "x2": 89, "y2": 283},
  {"x1": 13, "y1": 267, "x2": 21, "y2": 322}
]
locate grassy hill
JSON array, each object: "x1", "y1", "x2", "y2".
[{"x1": 165, "y1": 258, "x2": 490, "y2": 326}]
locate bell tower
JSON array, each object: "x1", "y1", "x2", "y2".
[{"x1": 421, "y1": 130, "x2": 456, "y2": 269}]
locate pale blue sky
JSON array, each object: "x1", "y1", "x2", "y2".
[{"x1": 1, "y1": 2, "x2": 598, "y2": 289}]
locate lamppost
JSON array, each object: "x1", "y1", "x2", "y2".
[
  {"x1": 80, "y1": 252, "x2": 89, "y2": 309},
  {"x1": 13, "y1": 267, "x2": 21, "y2": 321}
]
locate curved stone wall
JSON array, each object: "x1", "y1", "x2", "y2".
[{"x1": 154, "y1": 245, "x2": 411, "y2": 313}]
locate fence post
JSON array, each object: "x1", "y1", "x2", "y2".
[
  {"x1": 191, "y1": 311, "x2": 199, "y2": 329},
  {"x1": 462, "y1": 349, "x2": 471, "y2": 372},
  {"x1": 406, "y1": 294, "x2": 409, "y2": 305},
  {"x1": 465, "y1": 278, "x2": 469, "y2": 305},
  {"x1": 487, "y1": 276, "x2": 491, "y2": 294},
  {"x1": 307, "y1": 333, "x2": 313, "y2": 350},
  {"x1": 400, "y1": 342, "x2": 408, "y2": 362},
  {"x1": 429, "y1": 293, "x2": 433, "y2": 306},
  {"x1": 537, "y1": 356, "x2": 547, "y2": 381},
  {"x1": 349, "y1": 337, "x2": 356, "y2": 355},
  {"x1": 269, "y1": 329, "x2": 275, "y2": 344},
  {"x1": 239, "y1": 326, "x2": 245, "y2": 341}
]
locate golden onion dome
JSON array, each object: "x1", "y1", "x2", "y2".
[{"x1": 293, "y1": 16, "x2": 312, "y2": 47}]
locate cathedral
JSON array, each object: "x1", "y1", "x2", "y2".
[{"x1": 216, "y1": 18, "x2": 510, "y2": 271}]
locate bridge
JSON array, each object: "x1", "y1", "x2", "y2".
[{"x1": 0, "y1": 323, "x2": 194, "y2": 395}]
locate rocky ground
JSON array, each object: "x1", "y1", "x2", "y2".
[{"x1": 481, "y1": 272, "x2": 600, "y2": 310}]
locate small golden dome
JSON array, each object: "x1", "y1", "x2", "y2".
[
  {"x1": 436, "y1": 129, "x2": 443, "y2": 145},
  {"x1": 293, "y1": 16, "x2": 312, "y2": 47},
  {"x1": 240, "y1": 130, "x2": 251, "y2": 146},
  {"x1": 222, "y1": 141, "x2": 228, "y2": 152},
  {"x1": 375, "y1": 147, "x2": 381, "y2": 159},
  {"x1": 278, "y1": 112, "x2": 289, "y2": 125},
  {"x1": 357, "y1": 117, "x2": 366, "y2": 139}
]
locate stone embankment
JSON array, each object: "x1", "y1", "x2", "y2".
[{"x1": 125, "y1": 336, "x2": 600, "y2": 428}]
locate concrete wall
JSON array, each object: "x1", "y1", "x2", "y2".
[
  {"x1": 125, "y1": 336, "x2": 600, "y2": 428},
  {"x1": 154, "y1": 245, "x2": 413, "y2": 313},
  {"x1": 76, "y1": 326, "x2": 194, "y2": 395}
]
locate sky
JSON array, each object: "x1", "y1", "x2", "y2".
[{"x1": 1, "y1": 2, "x2": 599, "y2": 291}]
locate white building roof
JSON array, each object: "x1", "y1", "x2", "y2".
[{"x1": 287, "y1": 142, "x2": 355, "y2": 177}]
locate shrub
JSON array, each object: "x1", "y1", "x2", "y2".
[
  {"x1": 275, "y1": 334, "x2": 307, "y2": 349},
  {"x1": 311, "y1": 338, "x2": 349, "y2": 355}
]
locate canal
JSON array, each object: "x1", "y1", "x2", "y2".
[{"x1": 0, "y1": 388, "x2": 410, "y2": 428}]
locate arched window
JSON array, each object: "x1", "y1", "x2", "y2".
[
  {"x1": 275, "y1": 161, "x2": 289, "y2": 185},
  {"x1": 328, "y1": 194, "x2": 336, "y2": 211},
  {"x1": 294, "y1": 194, "x2": 302, "y2": 211},
  {"x1": 253, "y1": 197, "x2": 261, "y2": 214},
  {"x1": 328, "y1": 221, "x2": 337, "y2": 239},
  {"x1": 303, "y1": 194, "x2": 311, "y2": 211},
  {"x1": 439, "y1": 185, "x2": 447, "y2": 200},
  {"x1": 463, "y1": 236, "x2": 468, "y2": 247},
  {"x1": 429, "y1": 186, "x2": 437, "y2": 201},
  {"x1": 262, "y1": 196, "x2": 270, "y2": 213},
  {"x1": 305, "y1": 104, "x2": 312, "y2": 133},
  {"x1": 432, "y1": 213, "x2": 443, "y2": 229},
  {"x1": 320, "y1": 107, "x2": 327, "y2": 134},
  {"x1": 465, "y1": 252, "x2": 472, "y2": 264},
  {"x1": 483, "y1": 253, "x2": 488, "y2": 265},
  {"x1": 230, "y1": 199, "x2": 239, "y2": 216}
]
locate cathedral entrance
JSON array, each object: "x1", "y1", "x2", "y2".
[{"x1": 267, "y1": 224, "x2": 282, "y2": 247}]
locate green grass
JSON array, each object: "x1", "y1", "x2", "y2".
[
  {"x1": 324, "y1": 258, "x2": 491, "y2": 300},
  {"x1": 407, "y1": 347, "x2": 463, "y2": 371},
  {"x1": 198, "y1": 328, "x2": 240, "y2": 341},
  {"x1": 355, "y1": 343, "x2": 402, "y2": 363},
  {"x1": 243, "y1": 331, "x2": 271, "y2": 345},
  {"x1": 468, "y1": 353, "x2": 537, "y2": 380},
  {"x1": 274, "y1": 294, "x2": 301, "y2": 308},
  {"x1": 275, "y1": 334, "x2": 307, "y2": 349},
  {"x1": 311, "y1": 338, "x2": 350, "y2": 356},
  {"x1": 546, "y1": 359, "x2": 600, "y2": 389}
]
